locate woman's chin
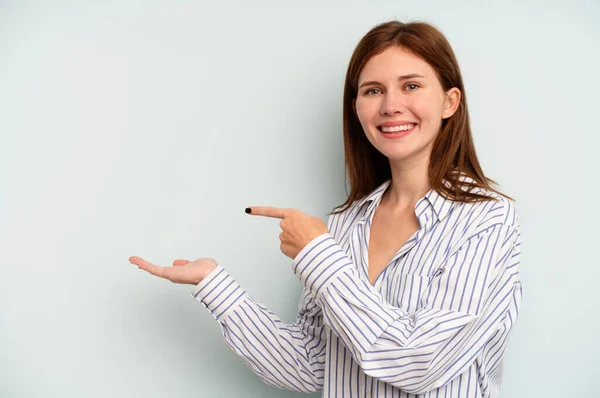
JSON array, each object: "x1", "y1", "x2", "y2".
[
  {"x1": 380, "y1": 149, "x2": 414, "y2": 162},
  {"x1": 383, "y1": 147, "x2": 432, "y2": 166}
]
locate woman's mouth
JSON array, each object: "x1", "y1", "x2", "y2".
[{"x1": 377, "y1": 123, "x2": 417, "y2": 139}]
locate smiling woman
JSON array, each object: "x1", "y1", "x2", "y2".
[
  {"x1": 355, "y1": 47, "x2": 460, "y2": 178},
  {"x1": 130, "y1": 20, "x2": 521, "y2": 398}
]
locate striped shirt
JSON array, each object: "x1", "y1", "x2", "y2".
[{"x1": 192, "y1": 177, "x2": 522, "y2": 397}]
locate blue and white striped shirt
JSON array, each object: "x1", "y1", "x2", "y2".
[{"x1": 192, "y1": 177, "x2": 522, "y2": 397}]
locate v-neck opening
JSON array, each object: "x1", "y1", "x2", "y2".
[{"x1": 363, "y1": 198, "x2": 423, "y2": 289}]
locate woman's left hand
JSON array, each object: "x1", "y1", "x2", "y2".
[{"x1": 246, "y1": 207, "x2": 329, "y2": 260}]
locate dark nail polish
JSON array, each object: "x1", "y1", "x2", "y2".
[{"x1": 245, "y1": 207, "x2": 251, "y2": 214}]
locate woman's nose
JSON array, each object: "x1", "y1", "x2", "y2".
[{"x1": 379, "y1": 92, "x2": 406, "y2": 116}]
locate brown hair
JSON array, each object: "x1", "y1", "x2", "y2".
[{"x1": 332, "y1": 20, "x2": 512, "y2": 215}]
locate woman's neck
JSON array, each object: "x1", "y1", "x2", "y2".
[{"x1": 383, "y1": 157, "x2": 431, "y2": 211}]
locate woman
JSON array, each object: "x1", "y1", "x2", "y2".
[{"x1": 130, "y1": 20, "x2": 521, "y2": 397}]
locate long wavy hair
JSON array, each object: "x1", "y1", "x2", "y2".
[{"x1": 332, "y1": 20, "x2": 512, "y2": 215}]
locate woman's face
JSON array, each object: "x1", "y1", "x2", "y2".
[{"x1": 354, "y1": 46, "x2": 460, "y2": 166}]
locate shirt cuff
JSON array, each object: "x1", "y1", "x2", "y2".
[
  {"x1": 292, "y1": 233, "x2": 354, "y2": 299},
  {"x1": 190, "y1": 265, "x2": 247, "y2": 321}
]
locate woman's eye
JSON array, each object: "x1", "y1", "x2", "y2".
[
  {"x1": 365, "y1": 88, "x2": 382, "y2": 95},
  {"x1": 405, "y1": 83, "x2": 420, "y2": 91}
]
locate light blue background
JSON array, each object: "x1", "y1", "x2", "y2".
[{"x1": 1, "y1": 1, "x2": 599, "y2": 397}]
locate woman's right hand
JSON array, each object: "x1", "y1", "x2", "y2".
[{"x1": 129, "y1": 256, "x2": 218, "y2": 285}]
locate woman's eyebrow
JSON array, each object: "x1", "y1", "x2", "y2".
[{"x1": 358, "y1": 74, "x2": 426, "y2": 89}]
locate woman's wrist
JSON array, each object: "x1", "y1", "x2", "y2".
[{"x1": 194, "y1": 259, "x2": 219, "y2": 285}]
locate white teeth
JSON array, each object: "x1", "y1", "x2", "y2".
[{"x1": 380, "y1": 124, "x2": 415, "y2": 133}]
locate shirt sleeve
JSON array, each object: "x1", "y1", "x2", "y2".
[
  {"x1": 190, "y1": 250, "x2": 329, "y2": 392},
  {"x1": 292, "y1": 220, "x2": 521, "y2": 394}
]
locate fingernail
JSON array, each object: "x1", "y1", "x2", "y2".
[{"x1": 245, "y1": 207, "x2": 251, "y2": 214}]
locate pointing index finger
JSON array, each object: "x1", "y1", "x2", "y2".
[{"x1": 247, "y1": 206, "x2": 290, "y2": 219}]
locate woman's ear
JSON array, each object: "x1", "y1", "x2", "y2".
[{"x1": 442, "y1": 88, "x2": 461, "y2": 119}]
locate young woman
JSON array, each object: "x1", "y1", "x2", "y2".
[{"x1": 130, "y1": 20, "x2": 521, "y2": 398}]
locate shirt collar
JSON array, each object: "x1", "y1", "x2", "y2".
[
  {"x1": 355, "y1": 179, "x2": 391, "y2": 210},
  {"x1": 422, "y1": 185, "x2": 454, "y2": 222},
  {"x1": 351, "y1": 175, "x2": 474, "y2": 222}
]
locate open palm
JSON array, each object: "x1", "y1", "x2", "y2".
[{"x1": 129, "y1": 256, "x2": 217, "y2": 285}]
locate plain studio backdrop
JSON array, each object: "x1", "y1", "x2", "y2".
[{"x1": 1, "y1": 1, "x2": 598, "y2": 397}]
